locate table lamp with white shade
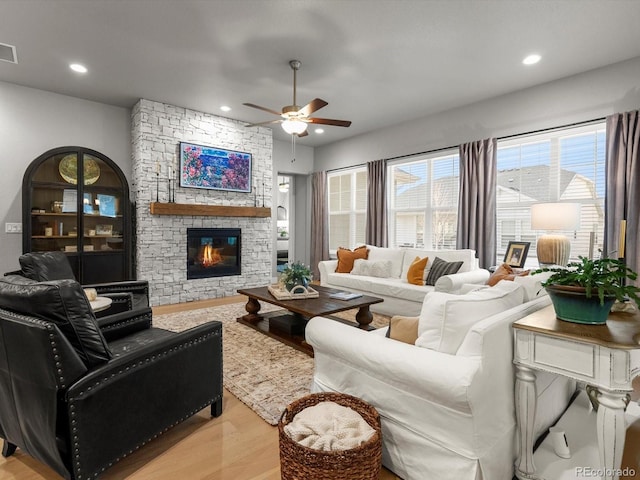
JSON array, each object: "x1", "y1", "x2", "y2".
[{"x1": 531, "y1": 202, "x2": 581, "y2": 266}]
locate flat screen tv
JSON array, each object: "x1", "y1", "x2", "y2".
[{"x1": 179, "y1": 142, "x2": 252, "y2": 193}]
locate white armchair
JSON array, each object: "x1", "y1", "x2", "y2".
[{"x1": 306, "y1": 292, "x2": 575, "y2": 479}]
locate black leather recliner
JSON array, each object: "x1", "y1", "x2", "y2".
[
  {"x1": 0, "y1": 274, "x2": 223, "y2": 480},
  {"x1": 12, "y1": 251, "x2": 153, "y2": 340}
]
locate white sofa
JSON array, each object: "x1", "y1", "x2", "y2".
[
  {"x1": 306, "y1": 279, "x2": 575, "y2": 480},
  {"x1": 319, "y1": 246, "x2": 490, "y2": 316}
]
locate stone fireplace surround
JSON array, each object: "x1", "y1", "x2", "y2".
[{"x1": 132, "y1": 99, "x2": 273, "y2": 306}]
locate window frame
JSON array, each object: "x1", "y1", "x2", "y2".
[
  {"x1": 495, "y1": 121, "x2": 606, "y2": 267},
  {"x1": 327, "y1": 166, "x2": 367, "y2": 254},
  {"x1": 387, "y1": 150, "x2": 459, "y2": 250}
]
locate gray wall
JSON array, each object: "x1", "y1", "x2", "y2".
[
  {"x1": 0, "y1": 81, "x2": 131, "y2": 274},
  {"x1": 314, "y1": 56, "x2": 640, "y2": 171}
]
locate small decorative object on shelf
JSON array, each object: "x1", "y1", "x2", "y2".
[{"x1": 280, "y1": 261, "x2": 312, "y2": 292}]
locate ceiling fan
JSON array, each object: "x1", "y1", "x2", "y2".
[{"x1": 244, "y1": 60, "x2": 351, "y2": 137}]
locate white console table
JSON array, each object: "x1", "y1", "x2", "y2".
[{"x1": 513, "y1": 304, "x2": 640, "y2": 480}]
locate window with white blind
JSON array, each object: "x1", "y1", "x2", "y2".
[
  {"x1": 496, "y1": 122, "x2": 606, "y2": 267},
  {"x1": 387, "y1": 152, "x2": 459, "y2": 249},
  {"x1": 328, "y1": 167, "x2": 367, "y2": 251}
]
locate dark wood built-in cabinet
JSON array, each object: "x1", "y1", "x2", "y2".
[{"x1": 22, "y1": 147, "x2": 133, "y2": 283}]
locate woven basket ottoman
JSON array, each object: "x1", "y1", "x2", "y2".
[{"x1": 278, "y1": 392, "x2": 382, "y2": 480}]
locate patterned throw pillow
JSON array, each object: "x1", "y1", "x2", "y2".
[{"x1": 424, "y1": 257, "x2": 463, "y2": 286}]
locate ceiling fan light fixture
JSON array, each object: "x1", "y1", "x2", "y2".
[{"x1": 282, "y1": 119, "x2": 307, "y2": 135}]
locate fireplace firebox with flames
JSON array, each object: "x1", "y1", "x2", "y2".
[{"x1": 187, "y1": 228, "x2": 241, "y2": 279}]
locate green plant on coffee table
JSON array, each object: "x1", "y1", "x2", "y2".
[
  {"x1": 534, "y1": 256, "x2": 640, "y2": 306},
  {"x1": 280, "y1": 261, "x2": 312, "y2": 291}
]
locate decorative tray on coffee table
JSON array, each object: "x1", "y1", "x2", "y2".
[{"x1": 267, "y1": 284, "x2": 319, "y2": 300}]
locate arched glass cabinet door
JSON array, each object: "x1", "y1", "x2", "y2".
[{"x1": 23, "y1": 146, "x2": 132, "y2": 283}]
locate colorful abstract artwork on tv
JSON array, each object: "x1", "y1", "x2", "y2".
[{"x1": 179, "y1": 142, "x2": 252, "y2": 192}]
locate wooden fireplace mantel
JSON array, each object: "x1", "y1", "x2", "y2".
[{"x1": 149, "y1": 202, "x2": 271, "y2": 217}]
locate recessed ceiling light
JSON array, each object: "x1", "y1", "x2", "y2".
[
  {"x1": 314, "y1": 128, "x2": 324, "y2": 134},
  {"x1": 522, "y1": 54, "x2": 541, "y2": 66},
  {"x1": 69, "y1": 63, "x2": 88, "y2": 73},
  {"x1": 220, "y1": 105, "x2": 231, "y2": 112}
]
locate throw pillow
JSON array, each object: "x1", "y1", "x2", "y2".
[
  {"x1": 350, "y1": 259, "x2": 392, "y2": 278},
  {"x1": 384, "y1": 315, "x2": 419, "y2": 344},
  {"x1": 335, "y1": 246, "x2": 369, "y2": 273},
  {"x1": 406, "y1": 256, "x2": 429, "y2": 286},
  {"x1": 424, "y1": 257, "x2": 463, "y2": 286},
  {"x1": 487, "y1": 263, "x2": 530, "y2": 286},
  {"x1": 350, "y1": 258, "x2": 368, "y2": 276},
  {"x1": 0, "y1": 275, "x2": 112, "y2": 368},
  {"x1": 415, "y1": 281, "x2": 524, "y2": 354}
]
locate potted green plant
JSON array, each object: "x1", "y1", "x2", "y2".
[
  {"x1": 533, "y1": 256, "x2": 640, "y2": 324},
  {"x1": 280, "y1": 261, "x2": 312, "y2": 292}
]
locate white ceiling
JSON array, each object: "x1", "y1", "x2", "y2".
[{"x1": 2, "y1": 0, "x2": 640, "y2": 147}]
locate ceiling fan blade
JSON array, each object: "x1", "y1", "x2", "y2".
[
  {"x1": 298, "y1": 98, "x2": 328, "y2": 117},
  {"x1": 245, "y1": 119, "x2": 282, "y2": 128},
  {"x1": 243, "y1": 103, "x2": 282, "y2": 116},
  {"x1": 296, "y1": 130, "x2": 309, "y2": 138},
  {"x1": 308, "y1": 117, "x2": 352, "y2": 127}
]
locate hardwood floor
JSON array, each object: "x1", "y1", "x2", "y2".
[{"x1": 0, "y1": 295, "x2": 400, "y2": 480}]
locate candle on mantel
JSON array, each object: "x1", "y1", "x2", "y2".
[{"x1": 619, "y1": 219, "x2": 626, "y2": 259}]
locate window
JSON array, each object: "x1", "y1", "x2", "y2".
[
  {"x1": 387, "y1": 151, "x2": 459, "y2": 249},
  {"x1": 496, "y1": 122, "x2": 605, "y2": 266},
  {"x1": 328, "y1": 167, "x2": 367, "y2": 251}
]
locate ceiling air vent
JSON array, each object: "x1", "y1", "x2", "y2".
[{"x1": 0, "y1": 43, "x2": 18, "y2": 64}]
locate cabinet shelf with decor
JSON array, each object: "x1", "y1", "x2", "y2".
[{"x1": 22, "y1": 146, "x2": 133, "y2": 284}]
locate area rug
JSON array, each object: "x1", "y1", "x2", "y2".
[{"x1": 153, "y1": 302, "x2": 390, "y2": 425}]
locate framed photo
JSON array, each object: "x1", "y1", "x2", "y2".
[
  {"x1": 179, "y1": 142, "x2": 252, "y2": 192},
  {"x1": 95, "y1": 224, "x2": 113, "y2": 236},
  {"x1": 504, "y1": 241, "x2": 530, "y2": 268}
]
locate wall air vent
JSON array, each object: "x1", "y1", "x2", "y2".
[{"x1": 0, "y1": 43, "x2": 18, "y2": 64}]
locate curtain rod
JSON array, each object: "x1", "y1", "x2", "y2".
[{"x1": 376, "y1": 116, "x2": 608, "y2": 164}]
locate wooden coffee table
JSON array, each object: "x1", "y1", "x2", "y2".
[{"x1": 236, "y1": 285, "x2": 384, "y2": 356}]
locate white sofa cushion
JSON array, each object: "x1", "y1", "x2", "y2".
[
  {"x1": 366, "y1": 245, "x2": 405, "y2": 278},
  {"x1": 416, "y1": 280, "x2": 524, "y2": 354}
]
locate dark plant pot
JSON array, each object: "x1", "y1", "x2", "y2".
[{"x1": 545, "y1": 285, "x2": 615, "y2": 325}]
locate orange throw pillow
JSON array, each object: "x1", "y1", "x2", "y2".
[
  {"x1": 335, "y1": 246, "x2": 369, "y2": 273},
  {"x1": 406, "y1": 256, "x2": 429, "y2": 286},
  {"x1": 487, "y1": 263, "x2": 530, "y2": 286}
]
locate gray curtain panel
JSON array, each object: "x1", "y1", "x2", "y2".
[
  {"x1": 366, "y1": 159, "x2": 388, "y2": 247},
  {"x1": 604, "y1": 111, "x2": 639, "y2": 282},
  {"x1": 457, "y1": 138, "x2": 497, "y2": 269},
  {"x1": 310, "y1": 171, "x2": 329, "y2": 280}
]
